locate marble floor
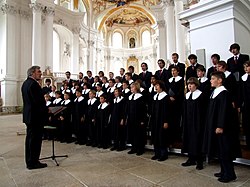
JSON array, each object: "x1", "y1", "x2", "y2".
[{"x1": 0, "y1": 114, "x2": 250, "y2": 187}]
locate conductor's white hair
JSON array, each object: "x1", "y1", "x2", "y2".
[{"x1": 27, "y1": 66, "x2": 40, "y2": 77}]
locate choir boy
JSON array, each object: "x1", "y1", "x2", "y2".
[
  {"x1": 73, "y1": 89, "x2": 86, "y2": 145},
  {"x1": 207, "y1": 54, "x2": 220, "y2": 80},
  {"x1": 114, "y1": 76, "x2": 122, "y2": 89},
  {"x1": 125, "y1": 72, "x2": 134, "y2": 86},
  {"x1": 203, "y1": 71, "x2": 240, "y2": 183},
  {"x1": 151, "y1": 80, "x2": 170, "y2": 161},
  {"x1": 122, "y1": 81, "x2": 131, "y2": 100},
  {"x1": 106, "y1": 79, "x2": 116, "y2": 104},
  {"x1": 168, "y1": 53, "x2": 186, "y2": 78},
  {"x1": 186, "y1": 54, "x2": 202, "y2": 83},
  {"x1": 92, "y1": 76, "x2": 100, "y2": 90},
  {"x1": 49, "y1": 85, "x2": 57, "y2": 102},
  {"x1": 182, "y1": 77, "x2": 205, "y2": 170},
  {"x1": 239, "y1": 61, "x2": 250, "y2": 148},
  {"x1": 85, "y1": 90, "x2": 99, "y2": 146},
  {"x1": 96, "y1": 83, "x2": 104, "y2": 98},
  {"x1": 43, "y1": 94, "x2": 52, "y2": 140},
  {"x1": 59, "y1": 92, "x2": 73, "y2": 143},
  {"x1": 42, "y1": 79, "x2": 52, "y2": 95},
  {"x1": 95, "y1": 94, "x2": 111, "y2": 149},
  {"x1": 82, "y1": 83, "x2": 91, "y2": 102},
  {"x1": 126, "y1": 82, "x2": 147, "y2": 155},
  {"x1": 197, "y1": 66, "x2": 211, "y2": 100},
  {"x1": 101, "y1": 76, "x2": 109, "y2": 93},
  {"x1": 110, "y1": 88, "x2": 126, "y2": 151}
]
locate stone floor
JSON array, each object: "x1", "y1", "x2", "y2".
[{"x1": 1, "y1": 115, "x2": 250, "y2": 187}]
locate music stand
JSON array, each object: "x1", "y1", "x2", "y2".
[{"x1": 40, "y1": 106, "x2": 68, "y2": 166}]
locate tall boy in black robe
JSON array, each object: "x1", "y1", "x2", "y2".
[
  {"x1": 182, "y1": 77, "x2": 205, "y2": 170},
  {"x1": 151, "y1": 80, "x2": 170, "y2": 161},
  {"x1": 203, "y1": 71, "x2": 240, "y2": 183}
]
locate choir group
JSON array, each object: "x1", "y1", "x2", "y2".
[{"x1": 42, "y1": 43, "x2": 250, "y2": 183}]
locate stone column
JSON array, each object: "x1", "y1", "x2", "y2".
[
  {"x1": 155, "y1": 21, "x2": 167, "y2": 60},
  {"x1": 164, "y1": 0, "x2": 176, "y2": 60},
  {"x1": 72, "y1": 27, "x2": 80, "y2": 74},
  {"x1": 29, "y1": 2, "x2": 43, "y2": 68},
  {"x1": 174, "y1": 0, "x2": 185, "y2": 62},
  {"x1": 45, "y1": 7, "x2": 54, "y2": 71}
]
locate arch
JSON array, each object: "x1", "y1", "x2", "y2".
[
  {"x1": 126, "y1": 29, "x2": 139, "y2": 48},
  {"x1": 97, "y1": 5, "x2": 156, "y2": 31},
  {"x1": 142, "y1": 30, "x2": 151, "y2": 47},
  {"x1": 112, "y1": 32, "x2": 123, "y2": 48}
]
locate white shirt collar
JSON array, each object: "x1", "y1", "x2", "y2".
[
  {"x1": 140, "y1": 87, "x2": 145, "y2": 92},
  {"x1": 88, "y1": 98, "x2": 97, "y2": 105},
  {"x1": 198, "y1": 77, "x2": 208, "y2": 83},
  {"x1": 149, "y1": 84, "x2": 156, "y2": 93},
  {"x1": 129, "y1": 80, "x2": 134, "y2": 84},
  {"x1": 224, "y1": 71, "x2": 231, "y2": 78},
  {"x1": 49, "y1": 92, "x2": 56, "y2": 97},
  {"x1": 123, "y1": 88, "x2": 130, "y2": 93},
  {"x1": 115, "y1": 83, "x2": 122, "y2": 87},
  {"x1": 98, "y1": 102, "x2": 108, "y2": 109},
  {"x1": 74, "y1": 96, "x2": 84, "y2": 102},
  {"x1": 186, "y1": 89, "x2": 202, "y2": 100},
  {"x1": 62, "y1": 99, "x2": 71, "y2": 105},
  {"x1": 211, "y1": 86, "x2": 227, "y2": 99},
  {"x1": 128, "y1": 93, "x2": 142, "y2": 100},
  {"x1": 107, "y1": 86, "x2": 115, "y2": 93},
  {"x1": 153, "y1": 91, "x2": 167, "y2": 100},
  {"x1": 53, "y1": 98, "x2": 62, "y2": 104},
  {"x1": 96, "y1": 90, "x2": 104, "y2": 97},
  {"x1": 169, "y1": 76, "x2": 182, "y2": 83},
  {"x1": 241, "y1": 73, "x2": 249, "y2": 81},
  {"x1": 82, "y1": 89, "x2": 90, "y2": 94},
  {"x1": 46, "y1": 101, "x2": 51, "y2": 106},
  {"x1": 114, "y1": 96, "x2": 124, "y2": 103}
]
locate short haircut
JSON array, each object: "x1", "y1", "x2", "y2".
[
  {"x1": 151, "y1": 75, "x2": 158, "y2": 80},
  {"x1": 125, "y1": 72, "x2": 132, "y2": 78},
  {"x1": 243, "y1": 61, "x2": 250, "y2": 67},
  {"x1": 172, "y1": 53, "x2": 179, "y2": 59},
  {"x1": 128, "y1": 66, "x2": 134, "y2": 71},
  {"x1": 141, "y1": 62, "x2": 148, "y2": 70},
  {"x1": 114, "y1": 88, "x2": 122, "y2": 96},
  {"x1": 83, "y1": 83, "x2": 91, "y2": 89},
  {"x1": 122, "y1": 80, "x2": 129, "y2": 85},
  {"x1": 171, "y1": 66, "x2": 180, "y2": 72},
  {"x1": 102, "y1": 76, "x2": 108, "y2": 81},
  {"x1": 155, "y1": 80, "x2": 166, "y2": 91},
  {"x1": 64, "y1": 92, "x2": 70, "y2": 97},
  {"x1": 115, "y1": 76, "x2": 122, "y2": 81},
  {"x1": 211, "y1": 54, "x2": 220, "y2": 61},
  {"x1": 99, "y1": 71, "x2": 104, "y2": 76},
  {"x1": 217, "y1": 60, "x2": 227, "y2": 69},
  {"x1": 196, "y1": 65, "x2": 206, "y2": 72},
  {"x1": 187, "y1": 77, "x2": 199, "y2": 87},
  {"x1": 100, "y1": 94, "x2": 107, "y2": 100},
  {"x1": 188, "y1": 54, "x2": 197, "y2": 60},
  {"x1": 45, "y1": 78, "x2": 51, "y2": 83},
  {"x1": 131, "y1": 82, "x2": 140, "y2": 92},
  {"x1": 229, "y1": 43, "x2": 240, "y2": 51},
  {"x1": 109, "y1": 79, "x2": 115, "y2": 83},
  {"x1": 158, "y1": 59, "x2": 165, "y2": 66},
  {"x1": 44, "y1": 93, "x2": 51, "y2": 99},
  {"x1": 76, "y1": 88, "x2": 82, "y2": 93},
  {"x1": 87, "y1": 70, "x2": 92, "y2": 74},
  {"x1": 90, "y1": 90, "x2": 96, "y2": 95},
  {"x1": 65, "y1": 71, "x2": 71, "y2": 75},
  {"x1": 27, "y1": 66, "x2": 40, "y2": 77},
  {"x1": 79, "y1": 72, "x2": 83, "y2": 76},
  {"x1": 211, "y1": 71, "x2": 225, "y2": 83},
  {"x1": 55, "y1": 91, "x2": 61, "y2": 95},
  {"x1": 120, "y1": 68, "x2": 125, "y2": 72}
]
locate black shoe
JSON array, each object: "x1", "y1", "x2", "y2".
[
  {"x1": 75, "y1": 141, "x2": 80, "y2": 144},
  {"x1": 181, "y1": 160, "x2": 196, "y2": 167},
  {"x1": 86, "y1": 142, "x2": 92, "y2": 146},
  {"x1": 91, "y1": 143, "x2": 97, "y2": 147},
  {"x1": 128, "y1": 150, "x2": 136, "y2": 154},
  {"x1": 151, "y1": 155, "x2": 159, "y2": 160},
  {"x1": 110, "y1": 147, "x2": 117, "y2": 151},
  {"x1": 158, "y1": 156, "x2": 168, "y2": 161},
  {"x1": 196, "y1": 164, "x2": 203, "y2": 170},
  {"x1": 218, "y1": 176, "x2": 236, "y2": 183},
  {"x1": 136, "y1": 151, "x2": 144, "y2": 156},
  {"x1": 117, "y1": 147, "x2": 126, "y2": 151},
  {"x1": 27, "y1": 162, "x2": 47, "y2": 170},
  {"x1": 214, "y1": 172, "x2": 222, "y2": 178},
  {"x1": 97, "y1": 145, "x2": 102, "y2": 148}
]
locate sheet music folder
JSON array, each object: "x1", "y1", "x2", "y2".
[{"x1": 49, "y1": 106, "x2": 67, "y2": 115}]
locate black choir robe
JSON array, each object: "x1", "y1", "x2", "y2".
[
  {"x1": 182, "y1": 90, "x2": 205, "y2": 158},
  {"x1": 151, "y1": 92, "x2": 170, "y2": 157},
  {"x1": 207, "y1": 66, "x2": 217, "y2": 80},
  {"x1": 167, "y1": 76, "x2": 185, "y2": 142},
  {"x1": 203, "y1": 86, "x2": 241, "y2": 160},
  {"x1": 85, "y1": 98, "x2": 99, "y2": 146},
  {"x1": 102, "y1": 83, "x2": 109, "y2": 93},
  {"x1": 198, "y1": 77, "x2": 211, "y2": 101},
  {"x1": 148, "y1": 85, "x2": 157, "y2": 116},
  {"x1": 126, "y1": 93, "x2": 147, "y2": 153},
  {"x1": 95, "y1": 102, "x2": 111, "y2": 148},
  {"x1": 82, "y1": 89, "x2": 90, "y2": 103},
  {"x1": 73, "y1": 96, "x2": 86, "y2": 144},
  {"x1": 106, "y1": 86, "x2": 115, "y2": 105},
  {"x1": 110, "y1": 96, "x2": 126, "y2": 149},
  {"x1": 59, "y1": 99, "x2": 73, "y2": 142},
  {"x1": 239, "y1": 73, "x2": 250, "y2": 147},
  {"x1": 132, "y1": 73, "x2": 139, "y2": 81},
  {"x1": 227, "y1": 54, "x2": 249, "y2": 79},
  {"x1": 155, "y1": 68, "x2": 169, "y2": 87},
  {"x1": 122, "y1": 88, "x2": 131, "y2": 100},
  {"x1": 42, "y1": 85, "x2": 52, "y2": 95},
  {"x1": 168, "y1": 62, "x2": 186, "y2": 78},
  {"x1": 223, "y1": 71, "x2": 238, "y2": 105},
  {"x1": 185, "y1": 63, "x2": 202, "y2": 83}
]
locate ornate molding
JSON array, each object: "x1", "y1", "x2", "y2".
[
  {"x1": 157, "y1": 20, "x2": 166, "y2": 28},
  {"x1": 1, "y1": 3, "x2": 18, "y2": 15},
  {"x1": 162, "y1": 0, "x2": 174, "y2": 6},
  {"x1": 44, "y1": 6, "x2": 55, "y2": 16},
  {"x1": 54, "y1": 19, "x2": 69, "y2": 29},
  {"x1": 87, "y1": 40, "x2": 95, "y2": 47},
  {"x1": 29, "y1": 2, "x2": 43, "y2": 13},
  {"x1": 19, "y1": 9, "x2": 31, "y2": 19},
  {"x1": 72, "y1": 27, "x2": 81, "y2": 35}
]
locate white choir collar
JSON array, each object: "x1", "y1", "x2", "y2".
[
  {"x1": 82, "y1": 89, "x2": 90, "y2": 94},
  {"x1": 92, "y1": 82, "x2": 98, "y2": 87},
  {"x1": 46, "y1": 101, "x2": 51, "y2": 106},
  {"x1": 149, "y1": 85, "x2": 156, "y2": 93},
  {"x1": 114, "y1": 96, "x2": 124, "y2": 103},
  {"x1": 62, "y1": 99, "x2": 71, "y2": 105},
  {"x1": 96, "y1": 90, "x2": 104, "y2": 97},
  {"x1": 103, "y1": 83, "x2": 109, "y2": 88},
  {"x1": 129, "y1": 79, "x2": 134, "y2": 84},
  {"x1": 198, "y1": 77, "x2": 208, "y2": 83},
  {"x1": 153, "y1": 91, "x2": 167, "y2": 100},
  {"x1": 115, "y1": 83, "x2": 122, "y2": 87},
  {"x1": 98, "y1": 102, "x2": 108, "y2": 109},
  {"x1": 88, "y1": 98, "x2": 97, "y2": 105},
  {"x1": 123, "y1": 88, "x2": 130, "y2": 94},
  {"x1": 53, "y1": 98, "x2": 62, "y2": 104},
  {"x1": 129, "y1": 93, "x2": 142, "y2": 100},
  {"x1": 140, "y1": 87, "x2": 145, "y2": 92},
  {"x1": 49, "y1": 92, "x2": 56, "y2": 97},
  {"x1": 169, "y1": 76, "x2": 182, "y2": 83},
  {"x1": 241, "y1": 73, "x2": 249, "y2": 81},
  {"x1": 224, "y1": 71, "x2": 231, "y2": 78},
  {"x1": 74, "y1": 96, "x2": 84, "y2": 102},
  {"x1": 62, "y1": 89, "x2": 71, "y2": 94},
  {"x1": 211, "y1": 86, "x2": 227, "y2": 99},
  {"x1": 107, "y1": 86, "x2": 115, "y2": 93},
  {"x1": 186, "y1": 89, "x2": 202, "y2": 100}
]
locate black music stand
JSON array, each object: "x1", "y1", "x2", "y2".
[{"x1": 40, "y1": 106, "x2": 68, "y2": 166}]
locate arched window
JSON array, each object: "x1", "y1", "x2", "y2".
[
  {"x1": 112, "y1": 32, "x2": 123, "y2": 48},
  {"x1": 142, "y1": 30, "x2": 151, "y2": 47},
  {"x1": 53, "y1": 30, "x2": 60, "y2": 72}
]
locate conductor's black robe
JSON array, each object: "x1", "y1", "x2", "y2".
[
  {"x1": 203, "y1": 86, "x2": 241, "y2": 160},
  {"x1": 182, "y1": 90, "x2": 205, "y2": 157},
  {"x1": 151, "y1": 92, "x2": 170, "y2": 157}
]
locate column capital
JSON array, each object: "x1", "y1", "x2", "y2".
[
  {"x1": 157, "y1": 20, "x2": 166, "y2": 28},
  {"x1": 0, "y1": 3, "x2": 18, "y2": 15},
  {"x1": 29, "y1": 2, "x2": 44, "y2": 13},
  {"x1": 72, "y1": 27, "x2": 81, "y2": 35},
  {"x1": 162, "y1": 0, "x2": 174, "y2": 7},
  {"x1": 44, "y1": 6, "x2": 55, "y2": 16}
]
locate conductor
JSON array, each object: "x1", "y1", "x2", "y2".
[{"x1": 21, "y1": 66, "x2": 48, "y2": 169}]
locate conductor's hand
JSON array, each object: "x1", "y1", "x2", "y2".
[
  {"x1": 120, "y1": 119, "x2": 124, "y2": 126},
  {"x1": 163, "y1": 123, "x2": 168, "y2": 129},
  {"x1": 49, "y1": 117, "x2": 51, "y2": 121},
  {"x1": 140, "y1": 122, "x2": 144, "y2": 125},
  {"x1": 60, "y1": 116, "x2": 64, "y2": 121},
  {"x1": 215, "y1": 128, "x2": 223, "y2": 134},
  {"x1": 81, "y1": 117, "x2": 84, "y2": 122},
  {"x1": 92, "y1": 119, "x2": 95, "y2": 123}
]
